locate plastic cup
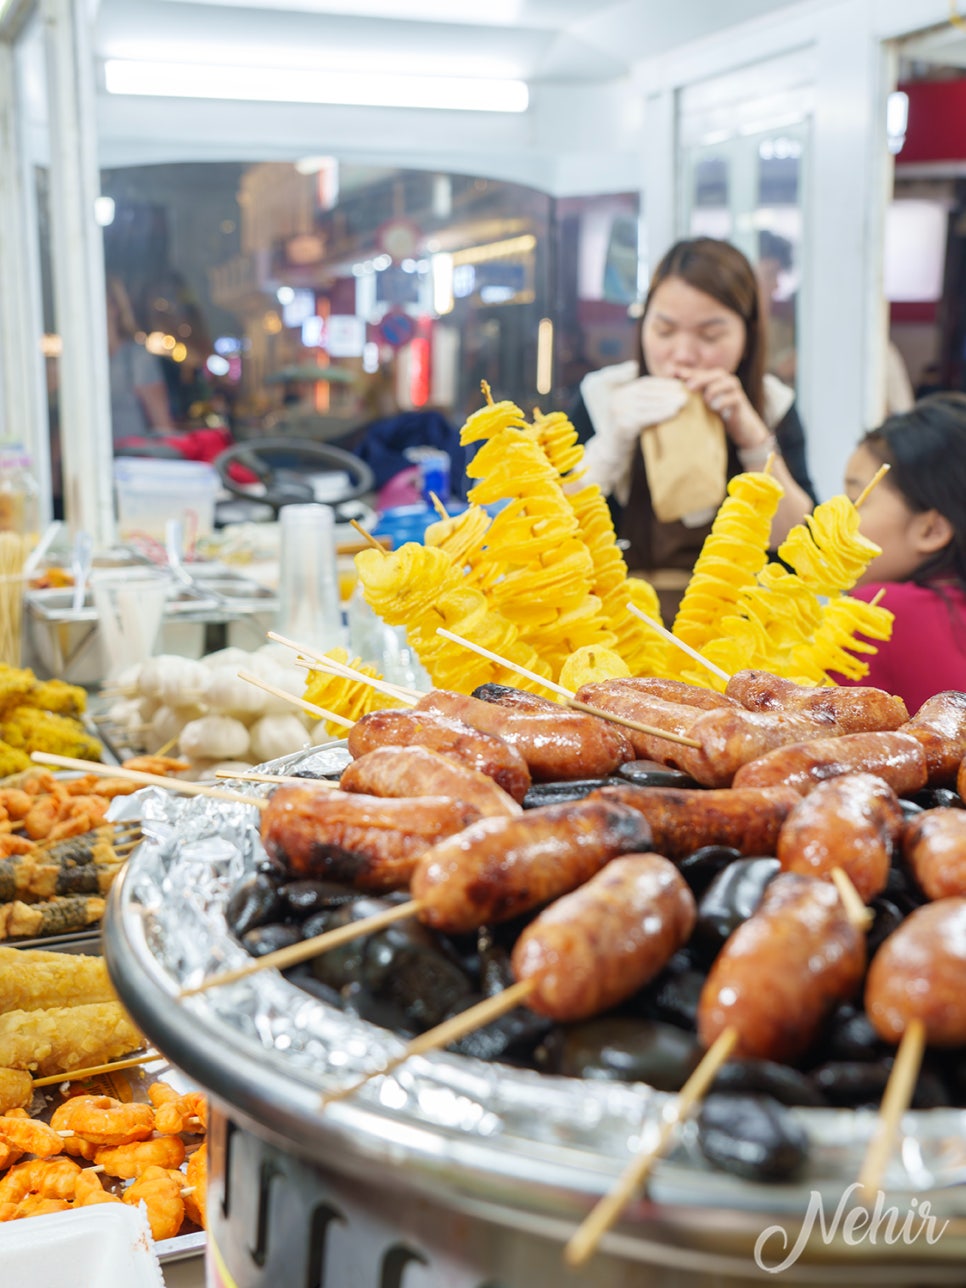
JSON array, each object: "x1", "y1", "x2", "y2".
[
  {"x1": 275, "y1": 503, "x2": 346, "y2": 652},
  {"x1": 92, "y1": 572, "x2": 169, "y2": 681}
]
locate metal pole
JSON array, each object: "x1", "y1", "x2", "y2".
[
  {"x1": 42, "y1": 0, "x2": 114, "y2": 545},
  {"x1": 0, "y1": 31, "x2": 53, "y2": 521}
]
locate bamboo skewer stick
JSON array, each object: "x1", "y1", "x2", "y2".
[
  {"x1": 178, "y1": 900, "x2": 422, "y2": 998},
  {"x1": 625, "y1": 604, "x2": 731, "y2": 683},
  {"x1": 435, "y1": 627, "x2": 573, "y2": 699},
  {"x1": 267, "y1": 631, "x2": 421, "y2": 704},
  {"x1": 349, "y1": 519, "x2": 388, "y2": 551},
  {"x1": 30, "y1": 753, "x2": 266, "y2": 810},
  {"x1": 428, "y1": 491, "x2": 450, "y2": 521},
  {"x1": 214, "y1": 768, "x2": 338, "y2": 789},
  {"x1": 830, "y1": 867, "x2": 874, "y2": 932},
  {"x1": 854, "y1": 463, "x2": 890, "y2": 510},
  {"x1": 564, "y1": 1027, "x2": 739, "y2": 1267},
  {"x1": 856, "y1": 1018, "x2": 926, "y2": 1199},
  {"x1": 565, "y1": 699, "x2": 701, "y2": 749},
  {"x1": 321, "y1": 979, "x2": 535, "y2": 1108},
  {"x1": 32, "y1": 1050, "x2": 161, "y2": 1087},
  {"x1": 236, "y1": 669, "x2": 353, "y2": 729}
]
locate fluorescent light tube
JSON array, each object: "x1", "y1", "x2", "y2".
[{"x1": 103, "y1": 59, "x2": 528, "y2": 112}]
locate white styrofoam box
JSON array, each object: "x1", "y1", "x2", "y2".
[{"x1": 0, "y1": 1202, "x2": 165, "y2": 1288}]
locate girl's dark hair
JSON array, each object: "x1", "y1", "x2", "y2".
[
  {"x1": 860, "y1": 391, "x2": 966, "y2": 588},
  {"x1": 637, "y1": 237, "x2": 766, "y2": 417}
]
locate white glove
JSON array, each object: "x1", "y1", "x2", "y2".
[{"x1": 610, "y1": 377, "x2": 688, "y2": 440}]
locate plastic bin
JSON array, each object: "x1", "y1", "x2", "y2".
[{"x1": 114, "y1": 459, "x2": 220, "y2": 544}]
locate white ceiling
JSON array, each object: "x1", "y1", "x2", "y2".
[{"x1": 88, "y1": 0, "x2": 804, "y2": 191}]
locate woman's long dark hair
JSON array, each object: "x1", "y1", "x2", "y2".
[
  {"x1": 637, "y1": 237, "x2": 767, "y2": 417},
  {"x1": 860, "y1": 392, "x2": 966, "y2": 589}
]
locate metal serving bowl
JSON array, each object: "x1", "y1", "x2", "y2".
[{"x1": 102, "y1": 748, "x2": 966, "y2": 1287}]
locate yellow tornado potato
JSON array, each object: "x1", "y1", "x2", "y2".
[{"x1": 558, "y1": 646, "x2": 631, "y2": 692}]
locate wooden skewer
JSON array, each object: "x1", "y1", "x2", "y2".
[
  {"x1": 236, "y1": 669, "x2": 353, "y2": 729},
  {"x1": 349, "y1": 519, "x2": 388, "y2": 552},
  {"x1": 625, "y1": 604, "x2": 731, "y2": 684},
  {"x1": 854, "y1": 463, "x2": 890, "y2": 510},
  {"x1": 435, "y1": 627, "x2": 574, "y2": 700},
  {"x1": 154, "y1": 733, "x2": 181, "y2": 758},
  {"x1": 564, "y1": 1027, "x2": 739, "y2": 1267},
  {"x1": 830, "y1": 866, "x2": 874, "y2": 932},
  {"x1": 32, "y1": 1050, "x2": 160, "y2": 1087},
  {"x1": 178, "y1": 900, "x2": 421, "y2": 997},
  {"x1": 30, "y1": 753, "x2": 267, "y2": 809},
  {"x1": 321, "y1": 979, "x2": 535, "y2": 1108},
  {"x1": 856, "y1": 1017, "x2": 926, "y2": 1199},
  {"x1": 565, "y1": 699, "x2": 701, "y2": 750},
  {"x1": 214, "y1": 768, "x2": 338, "y2": 789},
  {"x1": 428, "y1": 491, "x2": 450, "y2": 521},
  {"x1": 267, "y1": 631, "x2": 422, "y2": 704},
  {"x1": 869, "y1": 588, "x2": 887, "y2": 608}
]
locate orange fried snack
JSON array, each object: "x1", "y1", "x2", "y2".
[
  {"x1": 0, "y1": 1113, "x2": 64, "y2": 1158},
  {"x1": 94, "y1": 1134, "x2": 186, "y2": 1180},
  {"x1": 74, "y1": 1167, "x2": 122, "y2": 1206},
  {"x1": 122, "y1": 1165, "x2": 186, "y2": 1241},
  {"x1": 154, "y1": 1090, "x2": 207, "y2": 1135},
  {"x1": 0, "y1": 1155, "x2": 81, "y2": 1203},
  {"x1": 183, "y1": 1142, "x2": 207, "y2": 1229},
  {"x1": 51, "y1": 1095, "x2": 154, "y2": 1147}
]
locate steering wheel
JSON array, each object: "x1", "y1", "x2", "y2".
[{"x1": 213, "y1": 437, "x2": 375, "y2": 519}]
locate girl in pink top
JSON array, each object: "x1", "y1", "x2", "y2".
[{"x1": 837, "y1": 393, "x2": 966, "y2": 712}]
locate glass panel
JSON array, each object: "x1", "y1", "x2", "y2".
[{"x1": 90, "y1": 160, "x2": 639, "y2": 467}]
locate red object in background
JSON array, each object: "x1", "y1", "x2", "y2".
[
  {"x1": 409, "y1": 333, "x2": 431, "y2": 409},
  {"x1": 898, "y1": 79, "x2": 966, "y2": 165}
]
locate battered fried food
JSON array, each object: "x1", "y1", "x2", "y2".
[
  {"x1": 183, "y1": 1142, "x2": 207, "y2": 1228},
  {"x1": 0, "y1": 954, "x2": 114, "y2": 1011},
  {"x1": 0, "y1": 1113, "x2": 64, "y2": 1157},
  {"x1": 0, "y1": 1002, "x2": 143, "y2": 1075},
  {"x1": 94, "y1": 1134, "x2": 186, "y2": 1179},
  {"x1": 50, "y1": 1095, "x2": 154, "y2": 1146},
  {"x1": 0, "y1": 1068, "x2": 32, "y2": 1113},
  {"x1": 73, "y1": 1167, "x2": 122, "y2": 1206},
  {"x1": 122, "y1": 1165, "x2": 186, "y2": 1240},
  {"x1": 0, "y1": 895, "x2": 105, "y2": 940}
]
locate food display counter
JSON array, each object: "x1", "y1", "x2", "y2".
[{"x1": 102, "y1": 748, "x2": 966, "y2": 1288}]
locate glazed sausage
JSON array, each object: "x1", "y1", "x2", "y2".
[
  {"x1": 410, "y1": 799, "x2": 652, "y2": 934},
  {"x1": 725, "y1": 670, "x2": 909, "y2": 732},
  {"x1": 676, "y1": 707, "x2": 845, "y2": 788},
  {"x1": 511, "y1": 854, "x2": 696, "y2": 1021},
  {"x1": 865, "y1": 898, "x2": 966, "y2": 1045},
  {"x1": 901, "y1": 691, "x2": 966, "y2": 785},
  {"x1": 731, "y1": 731, "x2": 928, "y2": 797},
  {"x1": 572, "y1": 683, "x2": 702, "y2": 761},
  {"x1": 698, "y1": 873, "x2": 866, "y2": 1063},
  {"x1": 775, "y1": 773, "x2": 903, "y2": 902},
  {"x1": 414, "y1": 690, "x2": 633, "y2": 781},
  {"x1": 903, "y1": 809, "x2": 966, "y2": 900},
  {"x1": 347, "y1": 707, "x2": 531, "y2": 803},
  {"x1": 261, "y1": 786, "x2": 480, "y2": 891},
  {"x1": 471, "y1": 684, "x2": 560, "y2": 713},
  {"x1": 579, "y1": 677, "x2": 739, "y2": 712},
  {"x1": 340, "y1": 745, "x2": 521, "y2": 819},
  {"x1": 588, "y1": 782, "x2": 800, "y2": 860}
]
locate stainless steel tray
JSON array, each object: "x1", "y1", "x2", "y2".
[{"x1": 101, "y1": 751, "x2": 966, "y2": 1282}]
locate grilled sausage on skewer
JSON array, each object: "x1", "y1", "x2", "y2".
[
  {"x1": 697, "y1": 873, "x2": 866, "y2": 1063},
  {"x1": 347, "y1": 707, "x2": 531, "y2": 803},
  {"x1": 731, "y1": 731, "x2": 928, "y2": 797},
  {"x1": 776, "y1": 772, "x2": 903, "y2": 902},
  {"x1": 587, "y1": 782, "x2": 799, "y2": 860},
  {"x1": 340, "y1": 745, "x2": 521, "y2": 818},
  {"x1": 725, "y1": 670, "x2": 909, "y2": 732}
]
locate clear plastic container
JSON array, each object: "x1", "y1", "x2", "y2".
[{"x1": 0, "y1": 444, "x2": 40, "y2": 539}]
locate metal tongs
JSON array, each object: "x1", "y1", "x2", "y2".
[{"x1": 164, "y1": 519, "x2": 234, "y2": 611}]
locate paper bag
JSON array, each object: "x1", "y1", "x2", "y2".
[{"x1": 639, "y1": 391, "x2": 728, "y2": 523}]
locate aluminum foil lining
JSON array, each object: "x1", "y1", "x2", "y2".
[{"x1": 108, "y1": 746, "x2": 966, "y2": 1214}]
